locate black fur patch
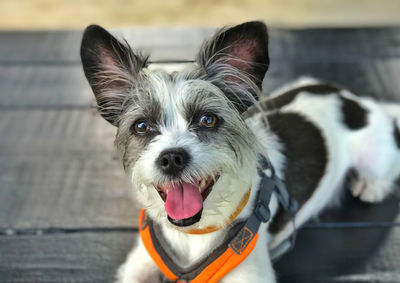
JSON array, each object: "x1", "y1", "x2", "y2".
[
  {"x1": 267, "y1": 113, "x2": 328, "y2": 234},
  {"x1": 262, "y1": 84, "x2": 341, "y2": 111},
  {"x1": 339, "y1": 96, "x2": 368, "y2": 130},
  {"x1": 393, "y1": 120, "x2": 400, "y2": 149},
  {"x1": 243, "y1": 84, "x2": 341, "y2": 119}
]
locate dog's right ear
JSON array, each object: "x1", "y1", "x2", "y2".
[
  {"x1": 197, "y1": 21, "x2": 269, "y2": 112},
  {"x1": 80, "y1": 25, "x2": 148, "y2": 126}
]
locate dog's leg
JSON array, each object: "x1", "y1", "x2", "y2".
[
  {"x1": 116, "y1": 237, "x2": 159, "y2": 283},
  {"x1": 220, "y1": 229, "x2": 276, "y2": 283},
  {"x1": 350, "y1": 103, "x2": 400, "y2": 203}
]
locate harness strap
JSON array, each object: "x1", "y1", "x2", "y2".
[
  {"x1": 269, "y1": 176, "x2": 299, "y2": 261},
  {"x1": 258, "y1": 155, "x2": 299, "y2": 261},
  {"x1": 139, "y1": 155, "x2": 298, "y2": 282}
]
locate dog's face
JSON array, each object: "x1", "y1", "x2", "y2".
[{"x1": 80, "y1": 22, "x2": 269, "y2": 231}]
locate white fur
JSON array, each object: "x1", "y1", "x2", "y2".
[{"x1": 117, "y1": 77, "x2": 400, "y2": 283}]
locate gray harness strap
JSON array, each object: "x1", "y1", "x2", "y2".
[{"x1": 256, "y1": 156, "x2": 299, "y2": 261}]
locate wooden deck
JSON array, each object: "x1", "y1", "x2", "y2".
[{"x1": 1, "y1": 27, "x2": 400, "y2": 282}]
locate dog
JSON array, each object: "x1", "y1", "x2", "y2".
[{"x1": 80, "y1": 21, "x2": 400, "y2": 283}]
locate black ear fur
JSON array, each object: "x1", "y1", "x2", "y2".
[
  {"x1": 80, "y1": 25, "x2": 148, "y2": 125},
  {"x1": 197, "y1": 21, "x2": 269, "y2": 111}
]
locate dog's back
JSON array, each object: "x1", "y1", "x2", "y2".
[{"x1": 246, "y1": 78, "x2": 400, "y2": 248}]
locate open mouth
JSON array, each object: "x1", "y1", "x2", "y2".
[{"x1": 156, "y1": 175, "x2": 219, "y2": 227}]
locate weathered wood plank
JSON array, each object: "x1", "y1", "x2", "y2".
[
  {"x1": 0, "y1": 109, "x2": 139, "y2": 229},
  {"x1": 0, "y1": 28, "x2": 216, "y2": 64},
  {"x1": 1, "y1": 27, "x2": 400, "y2": 64},
  {"x1": 0, "y1": 65, "x2": 91, "y2": 108},
  {"x1": 0, "y1": 31, "x2": 83, "y2": 64},
  {"x1": 0, "y1": 232, "x2": 134, "y2": 283}
]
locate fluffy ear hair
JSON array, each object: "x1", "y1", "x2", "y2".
[
  {"x1": 197, "y1": 21, "x2": 269, "y2": 112},
  {"x1": 80, "y1": 25, "x2": 148, "y2": 126}
]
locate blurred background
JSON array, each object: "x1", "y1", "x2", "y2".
[{"x1": 1, "y1": 0, "x2": 400, "y2": 30}]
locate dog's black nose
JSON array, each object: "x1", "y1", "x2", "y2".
[{"x1": 156, "y1": 148, "x2": 190, "y2": 176}]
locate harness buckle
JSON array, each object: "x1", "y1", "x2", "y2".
[{"x1": 254, "y1": 201, "x2": 270, "y2": 223}]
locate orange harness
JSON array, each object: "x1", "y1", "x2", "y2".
[
  {"x1": 139, "y1": 209, "x2": 259, "y2": 283},
  {"x1": 139, "y1": 156, "x2": 298, "y2": 283}
]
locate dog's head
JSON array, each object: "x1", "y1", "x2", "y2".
[{"x1": 80, "y1": 22, "x2": 269, "y2": 231}]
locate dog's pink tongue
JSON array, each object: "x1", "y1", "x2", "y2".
[{"x1": 164, "y1": 182, "x2": 203, "y2": 220}]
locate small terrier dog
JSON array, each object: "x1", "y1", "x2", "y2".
[{"x1": 80, "y1": 21, "x2": 400, "y2": 283}]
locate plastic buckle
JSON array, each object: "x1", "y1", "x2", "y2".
[{"x1": 254, "y1": 202, "x2": 271, "y2": 223}]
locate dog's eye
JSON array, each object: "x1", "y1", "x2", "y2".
[
  {"x1": 199, "y1": 114, "x2": 218, "y2": 128},
  {"x1": 132, "y1": 119, "x2": 152, "y2": 135}
]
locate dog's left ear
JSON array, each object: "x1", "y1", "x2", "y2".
[
  {"x1": 197, "y1": 21, "x2": 269, "y2": 112},
  {"x1": 80, "y1": 25, "x2": 148, "y2": 126}
]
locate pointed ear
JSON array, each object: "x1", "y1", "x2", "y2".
[
  {"x1": 197, "y1": 21, "x2": 269, "y2": 112},
  {"x1": 80, "y1": 25, "x2": 148, "y2": 126}
]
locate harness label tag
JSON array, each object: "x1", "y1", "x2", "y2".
[{"x1": 229, "y1": 227, "x2": 254, "y2": 255}]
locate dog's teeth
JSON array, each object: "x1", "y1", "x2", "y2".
[
  {"x1": 158, "y1": 184, "x2": 168, "y2": 194},
  {"x1": 200, "y1": 179, "x2": 206, "y2": 188},
  {"x1": 198, "y1": 186, "x2": 202, "y2": 193}
]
